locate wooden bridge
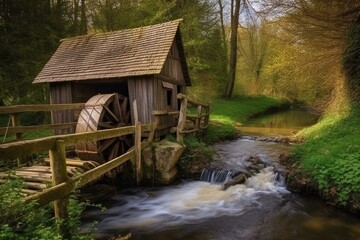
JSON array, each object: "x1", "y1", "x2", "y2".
[{"x1": 0, "y1": 93, "x2": 210, "y2": 223}]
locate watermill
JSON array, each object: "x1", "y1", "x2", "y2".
[{"x1": 75, "y1": 93, "x2": 131, "y2": 166}]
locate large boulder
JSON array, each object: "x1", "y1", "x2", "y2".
[{"x1": 142, "y1": 140, "x2": 185, "y2": 184}]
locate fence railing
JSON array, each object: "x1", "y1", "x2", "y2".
[
  {"x1": 153, "y1": 93, "x2": 210, "y2": 144},
  {"x1": 0, "y1": 103, "x2": 87, "y2": 141},
  {"x1": 0, "y1": 94, "x2": 210, "y2": 232},
  {"x1": 0, "y1": 121, "x2": 154, "y2": 224}
]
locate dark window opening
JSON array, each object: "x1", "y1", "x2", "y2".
[{"x1": 166, "y1": 89, "x2": 173, "y2": 106}]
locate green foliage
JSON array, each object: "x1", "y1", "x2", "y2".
[
  {"x1": 294, "y1": 107, "x2": 360, "y2": 205},
  {"x1": 234, "y1": 18, "x2": 340, "y2": 109},
  {"x1": 0, "y1": 0, "x2": 227, "y2": 106},
  {"x1": 0, "y1": 178, "x2": 99, "y2": 239},
  {"x1": 1, "y1": 129, "x2": 53, "y2": 144},
  {"x1": 0, "y1": 178, "x2": 61, "y2": 240},
  {"x1": 201, "y1": 95, "x2": 286, "y2": 144},
  {"x1": 0, "y1": 0, "x2": 60, "y2": 105},
  {"x1": 211, "y1": 95, "x2": 285, "y2": 123},
  {"x1": 178, "y1": 134, "x2": 214, "y2": 170},
  {"x1": 343, "y1": 20, "x2": 360, "y2": 102},
  {"x1": 202, "y1": 122, "x2": 238, "y2": 145}
]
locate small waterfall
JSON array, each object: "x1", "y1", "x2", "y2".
[
  {"x1": 274, "y1": 171, "x2": 285, "y2": 186},
  {"x1": 200, "y1": 169, "x2": 233, "y2": 184}
]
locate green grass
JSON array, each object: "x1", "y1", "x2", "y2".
[
  {"x1": 293, "y1": 107, "x2": 360, "y2": 205},
  {"x1": 1, "y1": 129, "x2": 53, "y2": 143},
  {"x1": 1, "y1": 112, "x2": 52, "y2": 143},
  {"x1": 202, "y1": 95, "x2": 288, "y2": 144},
  {"x1": 211, "y1": 95, "x2": 285, "y2": 123}
]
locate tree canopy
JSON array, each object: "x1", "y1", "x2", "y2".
[{"x1": 1, "y1": 0, "x2": 360, "y2": 109}]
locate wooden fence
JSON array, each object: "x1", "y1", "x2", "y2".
[
  {"x1": 153, "y1": 93, "x2": 211, "y2": 144},
  {"x1": 0, "y1": 103, "x2": 86, "y2": 140},
  {"x1": 0, "y1": 121, "x2": 155, "y2": 222},
  {"x1": 0, "y1": 94, "x2": 210, "y2": 235}
]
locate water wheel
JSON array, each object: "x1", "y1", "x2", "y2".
[{"x1": 75, "y1": 93, "x2": 131, "y2": 165}]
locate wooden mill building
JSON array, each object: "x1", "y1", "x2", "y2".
[{"x1": 33, "y1": 19, "x2": 191, "y2": 137}]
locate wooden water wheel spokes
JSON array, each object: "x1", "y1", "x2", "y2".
[{"x1": 75, "y1": 93, "x2": 132, "y2": 164}]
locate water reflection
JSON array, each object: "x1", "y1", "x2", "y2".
[{"x1": 238, "y1": 109, "x2": 319, "y2": 136}]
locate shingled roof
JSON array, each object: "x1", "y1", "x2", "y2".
[{"x1": 33, "y1": 19, "x2": 190, "y2": 85}]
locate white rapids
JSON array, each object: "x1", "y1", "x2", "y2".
[{"x1": 82, "y1": 166, "x2": 288, "y2": 234}]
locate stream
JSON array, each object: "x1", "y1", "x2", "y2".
[{"x1": 81, "y1": 109, "x2": 360, "y2": 240}]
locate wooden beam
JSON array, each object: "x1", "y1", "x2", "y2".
[
  {"x1": 153, "y1": 110, "x2": 180, "y2": 116},
  {"x1": 24, "y1": 180, "x2": 75, "y2": 206},
  {"x1": 133, "y1": 99, "x2": 142, "y2": 184},
  {"x1": 49, "y1": 140, "x2": 68, "y2": 223},
  {"x1": 135, "y1": 121, "x2": 142, "y2": 185},
  {"x1": 177, "y1": 93, "x2": 209, "y2": 108},
  {"x1": 11, "y1": 113, "x2": 22, "y2": 140},
  {"x1": 147, "y1": 121, "x2": 158, "y2": 143},
  {"x1": 0, "y1": 126, "x2": 136, "y2": 159},
  {"x1": 177, "y1": 96, "x2": 187, "y2": 144},
  {"x1": 155, "y1": 74, "x2": 186, "y2": 87},
  {"x1": 24, "y1": 150, "x2": 134, "y2": 207}
]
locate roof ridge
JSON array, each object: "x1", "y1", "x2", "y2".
[
  {"x1": 60, "y1": 19, "x2": 183, "y2": 43},
  {"x1": 33, "y1": 19, "x2": 190, "y2": 84}
]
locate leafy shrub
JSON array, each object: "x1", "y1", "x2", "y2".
[
  {"x1": 0, "y1": 179, "x2": 61, "y2": 240},
  {"x1": 0, "y1": 178, "x2": 99, "y2": 239},
  {"x1": 294, "y1": 107, "x2": 360, "y2": 205},
  {"x1": 178, "y1": 134, "x2": 214, "y2": 171}
]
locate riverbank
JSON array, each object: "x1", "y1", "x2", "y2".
[
  {"x1": 178, "y1": 95, "x2": 289, "y2": 177},
  {"x1": 284, "y1": 107, "x2": 360, "y2": 213},
  {"x1": 203, "y1": 95, "x2": 290, "y2": 144},
  {"x1": 180, "y1": 96, "x2": 359, "y2": 213}
]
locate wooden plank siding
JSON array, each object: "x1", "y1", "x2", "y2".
[
  {"x1": 161, "y1": 40, "x2": 186, "y2": 85},
  {"x1": 50, "y1": 82, "x2": 74, "y2": 134},
  {"x1": 128, "y1": 76, "x2": 154, "y2": 125}
]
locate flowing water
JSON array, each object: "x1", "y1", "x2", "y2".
[{"x1": 81, "y1": 110, "x2": 360, "y2": 240}]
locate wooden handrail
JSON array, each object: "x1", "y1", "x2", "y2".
[
  {"x1": 24, "y1": 149, "x2": 135, "y2": 206},
  {"x1": 0, "y1": 124, "x2": 152, "y2": 159},
  {"x1": 177, "y1": 93, "x2": 210, "y2": 109},
  {"x1": 0, "y1": 100, "x2": 158, "y2": 235},
  {"x1": 175, "y1": 93, "x2": 210, "y2": 144}
]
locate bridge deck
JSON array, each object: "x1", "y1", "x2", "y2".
[{"x1": 0, "y1": 159, "x2": 100, "y2": 196}]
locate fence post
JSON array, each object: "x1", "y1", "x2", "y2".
[
  {"x1": 147, "y1": 118, "x2": 158, "y2": 143},
  {"x1": 177, "y1": 94, "x2": 187, "y2": 145},
  {"x1": 11, "y1": 113, "x2": 26, "y2": 165},
  {"x1": 135, "y1": 121, "x2": 142, "y2": 184},
  {"x1": 204, "y1": 104, "x2": 210, "y2": 127},
  {"x1": 11, "y1": 113, "x2": 22, "y2": 140},
  {"x1": 196, "y1": 105, "x2": 202, "y2": 130},
  {"x1": 49, "y1": 140, "x2": 70, "y2": 238},
  {"x1": 133, "y1": 100, "x2": 142, "y2": 184}
]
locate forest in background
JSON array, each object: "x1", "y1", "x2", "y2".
[{"x1": 1, "y1": 0, "x2": 360, "y2": 112}]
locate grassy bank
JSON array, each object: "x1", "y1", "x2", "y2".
[
  {"x1": 203, "y1": 95, "x2": 288, "y2": 144},
  {"x1": 179, "y1": 95, "x2": 287, "y2": 174},
  {"x1": 293, "y1": 107, "x2": 360, "y2": 208}
]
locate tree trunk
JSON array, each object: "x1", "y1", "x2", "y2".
[
  {"x1": 218, "y1": 0, "x2": 228, "y2": 60},
  {"x1": 80, "y1": 0, "x2": 87, "y2": 34},
  {"x1": 224, "y1": 0, "x2": 240, "y2": 98}
]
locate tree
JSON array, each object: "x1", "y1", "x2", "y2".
[
  {"x1": 0, "y1": 0, "x2": 61, "y2": 104},
  {"x1": 343, "y1": 18, "x2": 360, "y2": 103},
  {"x1": 238, "y1": 21, "x2": 268, "y2": 92},
  {"x1": 224, "y1": 0, "x2": 240, "y2": 98}
]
